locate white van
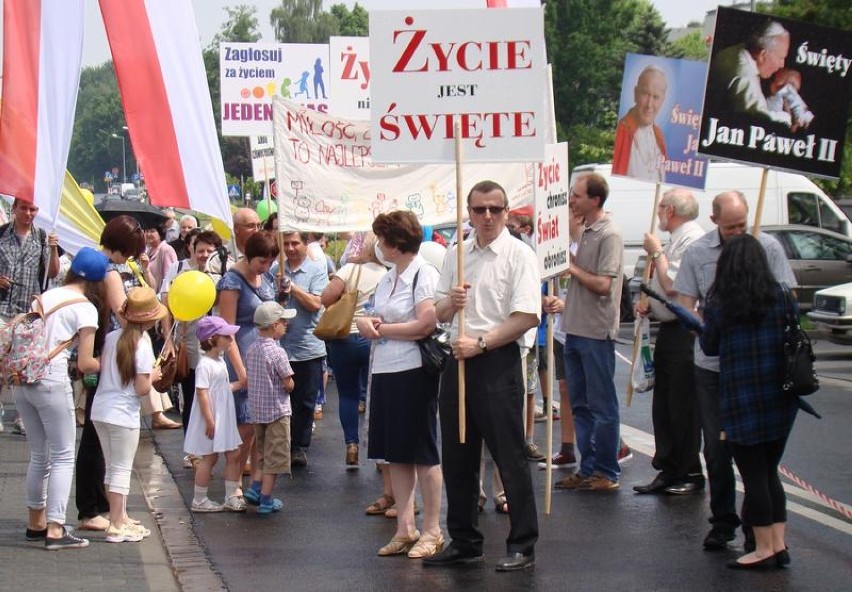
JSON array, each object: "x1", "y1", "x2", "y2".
[{"x1": 572, "y1": 162, "x2": 849, "y2": 278}]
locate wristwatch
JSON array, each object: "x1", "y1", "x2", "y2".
[
  {"x1": 651, "y1": 250, "x2": 663, "y2": 261},
  {"x1": 477, "y1": 335, "x2": 488, "y2": 353}
]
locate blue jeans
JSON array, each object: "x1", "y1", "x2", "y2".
[
  {"x1": 564, "y1": 335, "x2": 621, "y2": 482},
  {"x1": 327, "y1": 335, "x2": 370, "y2": 445}
]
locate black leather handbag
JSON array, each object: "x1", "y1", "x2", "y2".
[
  {"x1": 418, "y1": 327, "x2": 452, "y2": 376},
  {"x1": 781, "y1": 285, "x2": 819, "y2": 397}
]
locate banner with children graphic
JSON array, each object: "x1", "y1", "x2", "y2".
[
  {"x1": 272, "y1": 97, "x2": 533, "y2": 232},
  {"x1": 698, "y1": 7, "x2": 851, "y2": 179},
  {"x1": 220, "y1": 42, "x2": 331, "y2": 137},
  {"x1": 613, "y1": 54, "x2": 709, "y2": 190}
]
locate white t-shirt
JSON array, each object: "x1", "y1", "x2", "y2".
[
  {"x1": 91, "y1": 329, "x2": 156, "y2": 429},
  {"x1": 36, "y1": 286, "x2": 99, "y2": 382},
  {"x1": 371, "y1": 256, "x2": 439, "y2": 374}
]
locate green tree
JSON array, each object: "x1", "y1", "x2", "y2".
[
  {"x1": 668, "y1": 30, "x2": 710, "y2": 61},
  {"x1": 763, "y1": 0, "x2": 852, "y2": 195},
  {"x1": 270, "y1": 0, "x2": 340, "y2": 43},
  {"x1": 329, "y1": 3, "x2": 369, "y2": 37},
  {"x1": 67, "y1": 63, "x2": 126, "y2": 191},
  {"x1": 545, "y1": 0, "x2": 671, "y2": 166}
]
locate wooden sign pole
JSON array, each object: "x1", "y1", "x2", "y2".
[
  {"x1": 626, "y1": 182, "x2": 662, "y2": 406},
  {"x1": 454, "y1": 123, "x2": 466, "y2": 444}
]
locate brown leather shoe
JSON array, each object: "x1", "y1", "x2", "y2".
[{"x1": 346, "y1": 443, "x2": 359, "y2": 467}]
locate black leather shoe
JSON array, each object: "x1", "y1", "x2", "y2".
[
  {"x1": 703, "y1": 527, "x2": 735, "y2": 550},
  {"x1": 495, "y1": 552, "x2": 535, "y2": 572},
  {"x1": 633, "y1": 473, "x2": 673, "y2": 494},
  {"x1": 422, "y1": 543, "x2": 483, "y2": 567},
  {"x1": 776, "y1": 549, "x2": 791, "y2": 567},
  {"x1": 665, "y1": 481, "x2": 705, "y2": 495},
  {"x1": 727, "y1": 553, "x2": 781, "y2": 570}
]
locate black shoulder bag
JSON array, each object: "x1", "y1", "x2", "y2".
[
  {"x1": 412, "y1": 268, "x2": 452, "y2": 376},
  {"x1": 781, "y1": 284, "x2": 819, "y2": 397}
]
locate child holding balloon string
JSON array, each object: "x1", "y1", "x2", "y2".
[{"x1": 184, "y1": 316, "x2": 246, "y2": 512}]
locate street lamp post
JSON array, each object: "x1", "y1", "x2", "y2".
[{"x1": 110, "y1": 132, "x2": 126, "y2": 183}]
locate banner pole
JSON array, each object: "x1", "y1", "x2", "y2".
[
  {"x1": 626, "y1": 182, "x2": 662, "y2": 406},
  {"x1": 455, "y1": 122, "x2": 466, "y2": 445},
  {"x1": 544, "y1": 63, "x2": 558, "y2": 516},
  {"x1": 751, "y1": 168, "x2": 769, "y2": 237}
]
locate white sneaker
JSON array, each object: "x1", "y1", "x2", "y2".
[
  {"x1": 224, "y1": 495, "x2": 247, "y2": 512},
  {"x1": 105, "y1": 524, "x2": 144, "y2": 543},
  {"x1": 191, "y1": 497, "x2": 224, "y2": 513}
]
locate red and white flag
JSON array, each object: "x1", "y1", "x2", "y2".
[
  {"x1": 99, "y1": 0, "x2": 232, "y2": 229},
  {"x1": 0, "y1": 0, "x2": 85, "y2": 225}
]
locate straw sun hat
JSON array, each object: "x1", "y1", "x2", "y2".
[{"x1": 122, "y1": 286, "x2": 168, "y2": 323}]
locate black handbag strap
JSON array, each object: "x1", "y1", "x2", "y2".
[{"x1": 780, "y1": 283, "x2": 799, "y2": 333}]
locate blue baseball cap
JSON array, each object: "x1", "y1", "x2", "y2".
[{"x1": 71, "y1": 247, "x2": 110, "y2": 281}]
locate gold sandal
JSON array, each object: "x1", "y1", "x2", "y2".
[
  {"x1": 378, "y1": 530, "x2": 420, "y2": 556},
  {"x1": 407, "y1": 532, "x2": 445, "y2": 558},
  {"x1": 365, "y1": 493, "x2": 395, "y2": 515}
]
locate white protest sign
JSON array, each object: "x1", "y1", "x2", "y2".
[
  {"x1": 272, "y1": 97, "x2": 533, "y2": 232},
  {"x1": 328, "y1": 37, "x2": 371, "y2": 121},
  {"x1": 250, "y1": 136, "x2": 275, "y2": 181},
  {"x1": 220, "y1": 42, "x2": 330, "y2": 137},
  {"x1": 534, "y1": 143, "x2": 570, "y2": 279},
  {"x1": 369, "y1": 8, "x2": 547, "y2": 163}
]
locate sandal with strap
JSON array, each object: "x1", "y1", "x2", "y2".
[
  {"x1": 408, "y1": 532, "x2": 445, "y2": 558},
  {"x1": 365, "y1": 493, "x2": 395, "y2": 515},
  {"x1": 378, "y1": 530, "x2": 420, "y2": 556}
]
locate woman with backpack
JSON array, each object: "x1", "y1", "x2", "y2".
[{"x1": 12, "y1": 247, "x2": 108, "y2": 550}]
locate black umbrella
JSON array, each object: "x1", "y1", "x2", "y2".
[
  {"x1": 95, "y1": 198, "x2": 167, "y2": 230},
  {"x1": 640, "y1": 282, "x2": 704, "y2": 334}
]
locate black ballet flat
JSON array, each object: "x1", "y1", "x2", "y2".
[{"x1": 726, "y1": 553, "x2": 781, "y2": 571}]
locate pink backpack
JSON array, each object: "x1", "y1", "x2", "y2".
[{"x1": 0, "y1": 295, "x2": 88, "y2": 386}]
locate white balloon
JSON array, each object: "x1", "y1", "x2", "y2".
[{"x1": 419, "y1": 241, "x2": 447, "y2": 269}]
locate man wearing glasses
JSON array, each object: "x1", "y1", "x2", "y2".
[
  {"x1": 633, "y1": 189, "x2": 705, "y2": 496},
  {"x1": 556, "y1": 173, "x2": 624, "y2": 492},
  {"x1": 427, "y1": 180, "x2": 541, "y2": 572},
  {"x1": 206, "y1": 208, "x2": 262, "y2": 284}
]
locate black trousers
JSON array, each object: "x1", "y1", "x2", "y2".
[
  {"x1": 289, "y1": 357, "x2": 324, "y2": 451},
  {"x1": 729, "y1": 438, "x2": 789, "y2": 527},
  {"x1": 438, "y1": 343, "x2": 538, "y2": 556},
  {"x1": 75, "y1": 384, "x2": 109, "y2": 520},
  {"x1": 651, "y1": 322, "x2": 702, "y2": 480}
]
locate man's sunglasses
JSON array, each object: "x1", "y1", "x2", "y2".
[{"x1": 469, "y1": 206, "x2": 507, "y2": 215}]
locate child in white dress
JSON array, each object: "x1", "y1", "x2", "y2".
[{"x1": 184, "y1": 316, "x2": 244, "y2": 512}]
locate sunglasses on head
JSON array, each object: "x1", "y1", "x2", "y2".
[{"x1": 469, "y1": 206, "x2": 507, "y2": 215}]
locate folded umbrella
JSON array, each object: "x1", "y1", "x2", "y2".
[{"x1": 640, "y1": 283, "x2": 704, "y2": 334}]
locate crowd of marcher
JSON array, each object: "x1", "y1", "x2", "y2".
[{"x1": 0, "y1": 174, "x2": 802, "y2": 571}]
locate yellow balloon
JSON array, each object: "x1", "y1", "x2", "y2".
[
  {"x1": 168, "y1": 271, "x2": 216, "y2": 321},
  {"x1": 211, "y1": 217, "x2": 232, "y2": 241}
]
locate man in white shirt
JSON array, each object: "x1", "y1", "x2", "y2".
[
  {"x1": 634, "y1": 189, "x2": 705, "y2": 495},
  {"x1": 425, "y1": 180, "x2": 541, "y2": 572}
]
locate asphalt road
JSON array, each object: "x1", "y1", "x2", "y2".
[{"x1": 148, "y1": 329, "x2": 852, "y2": 592}]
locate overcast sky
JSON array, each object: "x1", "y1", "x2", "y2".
[{"x1": 65, "y1": 0, "x2": 728, "y2": 67}]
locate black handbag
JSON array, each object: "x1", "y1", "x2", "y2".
[
  {"x1": 781, "y1": 285, "x2": 819, "y2": 397},
  {"x1": 412, "y1": 267, "x2": 452, "y2": 375},
  {"x1": 418, "y1": 327, "x2": 452, "y2": 376}
]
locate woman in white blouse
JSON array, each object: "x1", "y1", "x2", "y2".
[{"x1": 356, "y1": 211, "x2": 444, "y2": 559}]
